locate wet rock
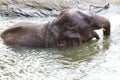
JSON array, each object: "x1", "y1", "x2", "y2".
[{"x1": 0, "y1": 0, "x2": 118, "y2": 17}]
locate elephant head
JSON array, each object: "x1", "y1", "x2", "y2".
[{"x1": 57, "y1": 9, "x2": 110, "y2": 38}]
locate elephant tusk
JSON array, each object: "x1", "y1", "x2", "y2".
[{"x1": 101, "y1": 27, "x2": 106, "y2": 31}]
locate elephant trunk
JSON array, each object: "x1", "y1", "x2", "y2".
[
  {"x1": 92, "y1": 14, "x2": 111, "y2": 36},
  {"x1": 102, "y1": 22, "x2": 110, "y2": 36}
]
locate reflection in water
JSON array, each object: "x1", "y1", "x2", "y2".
[
  {"x1": 58, "y1": 37, "x2": 110, "y2": 62},
  {"x1": 0, "y1": 5, "x2": 120, "y2": 80}
]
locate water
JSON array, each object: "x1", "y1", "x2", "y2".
[{"x1": 0, "y1": 5, "x2": 120, "y2": 80}]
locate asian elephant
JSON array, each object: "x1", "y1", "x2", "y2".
[{"x1": 0, "y1": 9, "x2": 110, "y2": 47}]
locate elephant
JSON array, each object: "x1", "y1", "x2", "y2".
[{"x1": 0, "y1": 9, "x2": 110, "y2": 47}]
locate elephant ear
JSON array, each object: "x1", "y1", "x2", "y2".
[{"x1": 49, "y1": 25, "x2": 60, "y2": 39}]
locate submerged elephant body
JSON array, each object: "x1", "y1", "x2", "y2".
[
  {"x1": 0, "y1": 9, "x2": 110, "y2": 47},
  {"x1": 1, "y1": 22, "x2": 57, "y2": 47}
]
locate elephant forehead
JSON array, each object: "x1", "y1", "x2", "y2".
[
  {"x1": 68, "y1": 9, "x2": 92, "y2": 17},
  {"x1": 67, "y1": 16, "x2": 89, "y2": 28}
]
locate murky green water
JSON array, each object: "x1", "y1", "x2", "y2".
[{"x1": 0, "y1": 5, "x2": 120, "y2": 80}]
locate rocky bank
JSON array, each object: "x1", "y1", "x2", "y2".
[{"x1": 0, "y1": 0, "x2": 119, "y2": 17}]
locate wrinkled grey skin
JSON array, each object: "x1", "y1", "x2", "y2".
[{"x1": 0, "y1": 9, "x2": 110, "y2": 47}]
